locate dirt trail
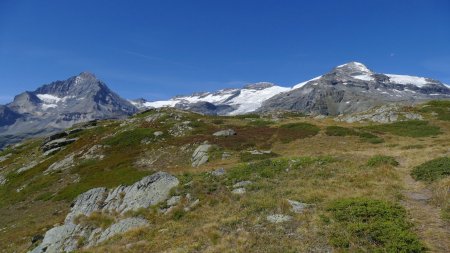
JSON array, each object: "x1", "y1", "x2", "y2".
[{"x1": 399, "y1": 164, "x2": 450, "y2": 252}]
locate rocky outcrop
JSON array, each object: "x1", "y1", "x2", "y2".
[
  {"x1": 30, "y1": 172, "x2": 179, "y2": 253},
  {"x1": 335, "y1": 104, "x2": 423, "y2": 123},
  {"x1": 191, "y1": 143, "x2": 212, "y2": 167},
  {"x1": 41, "y1": 138, "x2": 78, "y2": 152}
]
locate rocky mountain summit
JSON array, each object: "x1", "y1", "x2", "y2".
[{"x1": 0, "y1": 72, "x2": 137, "y2": 149}]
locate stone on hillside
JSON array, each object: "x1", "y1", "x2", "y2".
[
  {"x1": 232, "y1": 188, "x2": 246, "y2": 194},
  {"x1": 211, "y1": 167, "x2": 226, "y2": 176},
  {"x1": 266, "y1": 214, "x2": 292, "y2": 223},
  {"x1": 153, "y1": 131, "x2": 163, "y2": 137},
  {"x1": 222, "y1": 152, "x2": 232, "y2": 160},
  {"x1": 233, "y1": 181, "x2": 252, "y2": 188},
  {"x1": 213, "y1": 129, "x2": 236, "y2": 137},
  {"x1": 191, "y1": 143, "x2": 212, "y2": 167},
  {"x1": 249, "y1": 150, "x2": 272, "y2": 155},
  {"x1": 17, "y1": 161, "x2": 38, "y2": 174},
  {"x1": 31, "y1": 172, "x2": 179, "y2": 253},
  {"x1": 67, "y1": 172, "x2": 179, "y2": 222},
  {"x1": 0, "y1": 175, "x2": 7, "y2": 185},
  {"x1": 43, "y1": 147, "x2": 62, "y2": 156},
  {"x1": 43, "y1": 132, "x2": 69, "y2": 144},
  {"x1": 81, "y1": 145, "x2": 105, "y2": 160},
  {"x1": 287, "y1": 199, "x2": 309, "y2": 213},
  {"x1": 167, "y1": 195, "x2": 182, "y2": 206},
  {"x1": 41, "y1": 138, "x2": 78, "y2": 152},
  {"x1": 144, "y1": 113, "x2": 165, "y2": 123},
  {"x1": 44, "y1": 155, "x2": 75, "y2": 175},
  {"x1": 94, "y1": 218, "x2": 149, "y2": 244}
]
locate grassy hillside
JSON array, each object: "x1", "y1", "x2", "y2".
[{"x1": 0, "y1": 101, "x2": 449, "y2": 252}]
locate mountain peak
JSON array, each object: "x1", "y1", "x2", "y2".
[
  {"x1": 75, "y1": 72, "x2": 97, "y2": 83},
  {"x1": 336, "y1": 62, "x2": 371, "y2": 73}
]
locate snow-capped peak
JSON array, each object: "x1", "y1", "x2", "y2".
[{"x1": 337, "y1": 61, "x2": 371, "y2": 73}]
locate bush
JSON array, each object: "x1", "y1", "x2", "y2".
[
  {"x1": 363, "y1": 120, "x2": 440, "y2": 137},
  {"x1": 411, "y1": 157, "x2": 450, "y2": 182},
  {"x1": 277, "y1": 123, "x2": 320, "y2": 143},
  {"x1": 327, "y1": 198, "x2": 425, "y2": 252},
  {"x1": 367, "y1": 155, "x2": 399, "y2": 167}
]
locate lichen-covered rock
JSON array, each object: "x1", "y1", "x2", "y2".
[
  {"x1": 66, "y1": 172, "x2": 179, "y2": 222},
  {"x1": 213, "y1": 129, "x2": 236, "y2": 137},
  {"x1": 31, "y1": 172, "x2": 178, "y2": 253},
  {"x1": 191, "y1": 143, "x2": 212, "y2": 167},
  {"x1": 81, "y1": 145, "x2": 105, "y2": 160}
]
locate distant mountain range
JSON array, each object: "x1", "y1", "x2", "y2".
[{"x1": 1, "y1": 62, "x2": 449, "y2": 148}]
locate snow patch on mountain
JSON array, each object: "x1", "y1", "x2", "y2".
[{"x1": 386, "y1": 74, "x2": 429, "y2": 87}]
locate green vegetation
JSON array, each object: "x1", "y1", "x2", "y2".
[
  {"x1": 327, "y1": 198, "x2": 425, "y2": 252},
  {"x1": 325, "y1": 126, "x2": 384, "y2": 144},
  {"x1": 102, "y1": 128, "x2": 154, "y2": 147},
  {"x1": 367, "y1": 155, "x2": 399, "y2": 167},
  {"x1": 420, "y1": 100, "x2": 450, "y2": 121},
  {"x1": 363, "y1": 120, "x2": 441, "y2": 137},
  {"x1": 278, "y1": 122, "x2": 320, "y2": 143},
  {"x1": 239, "y1": 151, "x2": 278, "y2": 162},
  {"x1": 411, "y1": 157, "x2": 450, "y2": 182}
]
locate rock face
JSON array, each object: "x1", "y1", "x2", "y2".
[
  {"x1": 191, "y1": 143, "x2": 212, "y2": 167},
  {"x1": 0, "y1": 72, "x2": 137, "y2": 149},
  {"x1": 259, "y1": 62, "x2": 450, "y2": 116},
  {"x1": 30, "y1": 172, "x2": 179, "y2": 253}
]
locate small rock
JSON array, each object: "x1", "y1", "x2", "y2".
[
  {"x1": 154, "y1": 131, "x2": 163, "y2": 137},
  {"x1": 167, "y1": 196, "x2": 181, "y2": 206},
  {"x1": 191, "y1": 144, "x2": 212, "y2": 167},
  {"x1": 43, "y1": 147, "x2": 62, "y2": 156},
  {"x1": 287, "y1": 199, "x2": 309, "y2": 213},
  {"x1": 232, "y1": 188, "x2": 246, "y2": 194},
  {"x1": 222, "y1": 152, "x2": 232, "y2": 160},
  {"x1": 17, "y1": 161, "x2": 38, "y2": 174},
  {"x1": 213, "y1": 129, "x2": 236, "y2": 137},
  {"x1": 96, "y1": 218, "x2": 149, "y2": 244},
  {"x1": 249, "y1": 150, "x2": 271, "y2": 155},
  {"x1": 266, "y1": 214, "x2": 292, "y2": 223},
  {"x1": 0, "y1": 175, "x2": 6, "y2": 185},
  {"x1": 184, "y1": 199, "x2": 200, "y2": 212},
  {"x1": 233, "y1": 181, "x2": 252, "y2": 188},
  {"x1": 211, "y1": 168, "x2": 226, "y2": 176}
]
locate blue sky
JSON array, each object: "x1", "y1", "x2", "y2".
[{"x1": 0, "y1": 0, "x2": 449, "y2": 104}]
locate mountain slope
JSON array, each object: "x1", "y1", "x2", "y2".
[
  {"x1": 0, "y1": 72, "x2": 137, "y2": 148},
  {"x1": 259, "y1": 62, "x2": 450, "y2": 115}
]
